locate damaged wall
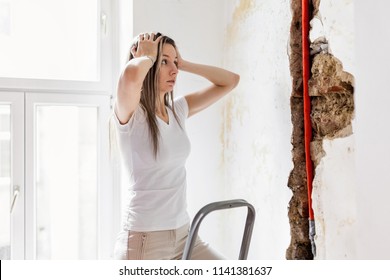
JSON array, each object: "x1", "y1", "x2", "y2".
[
  {"x1": 288, "y1": 0, "x2": 356, "y2": 259},
  {"x1": 287, "y1": 0, "x2": 312, "y2": 259},
  {"x1": 310, "y1": 54, "x2": 356, "y2": 259},
  {"x1": 309, "y1": 0, "x2": 356, "y2": 259}
]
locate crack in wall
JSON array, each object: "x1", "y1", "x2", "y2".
[
  {"x1": 287, "y1": 0, "x2": 355, "y2": 259},
  {"x1": 287, "y1": 0, "x2": 313, "y2": 260}
]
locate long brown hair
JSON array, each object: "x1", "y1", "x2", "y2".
[{"x1": 129, "y1": 33, "x2": 181, "y2": 157}]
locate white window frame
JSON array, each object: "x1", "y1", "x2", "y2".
[
  {"x1": 24, "y1": 92, "x2": 111, "y2": 259},
  {"x1": 0, "y1": 91, "x2": 25, "y2": 260},
  {"x1": 0, "y1": 91, "x2": 113, "y2": 260}
]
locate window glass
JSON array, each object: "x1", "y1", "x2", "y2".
[
  {"x1": 35, "y1": 105, "x2": 97, "y2": 259},
  {"x1": 0, "y1": 0, "x2": 99, "y2": 81}
]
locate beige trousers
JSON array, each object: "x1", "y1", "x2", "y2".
[{"x1": 113, "y1": 223, "x2": 226, "y2": 260}]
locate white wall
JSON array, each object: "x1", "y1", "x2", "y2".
[
  {"x1": 220, "y1": 0, "x2": 292, "y2": 259},
  {"x1": 312, "y1": 137, "x2": 358, "y2": 259},
  {"x1": 355, "y1": 0, "x2": 390, "y2": 259},
  {"x1": 130, "y1": 0, "x2": 293, "y2": 259}
]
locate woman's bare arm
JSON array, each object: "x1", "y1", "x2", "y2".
[
  {"x1": 178, "y1": 54, "x2": 240, "y2": 117},
  {"x1": 115, "y1": 33, "x2": 162, "y2": 124}
]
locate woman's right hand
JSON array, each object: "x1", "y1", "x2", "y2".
[
  {"x1": 132, "y1": 32, "x2": 162, "y2": 61},
  {"x1": 115, "y1": 33, "x2": 162, "y2": 125}
]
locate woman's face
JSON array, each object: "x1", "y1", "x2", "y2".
[{"x1": 158, "y1": 43, "x2": 178, "y2": 94}]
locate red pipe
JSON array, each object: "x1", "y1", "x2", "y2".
[{"x1": 302, "y1": 0, "x2": 314, "y2": 221}]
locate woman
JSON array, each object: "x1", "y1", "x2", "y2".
[{"x1": 113, "y1": 32, "x2": 239, "y2": 260}]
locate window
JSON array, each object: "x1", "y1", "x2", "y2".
[
  {"x1": 0, "y1": 0, "x2": 116, "y2": 260},
  {"x1": 24, "y1": 93, "x2": 111, "y2": 260},
  {"x1": 0, "y1": 0, "x2": 99, "y2": 81},
  {"x1": 35, "y1": 105, "x2": 98, "y2": 259},
  {"x1": 0, "y1": 92, "x2": 111, "y2": 260}
]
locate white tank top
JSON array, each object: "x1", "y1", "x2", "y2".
[{"x1": 113, "y1": 96, "x2": 191, "y2": 231}]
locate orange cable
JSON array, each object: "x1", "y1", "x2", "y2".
[{"x1": 302, "y1": 0, "x2": 314, "y2": 221}]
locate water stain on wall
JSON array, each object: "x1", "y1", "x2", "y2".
[
  {"x1": 226, "y1": 0, "x2": 257, "y2": 42},
  {"x1": 222, "y1": 0, "x2": 257, "y2": 164}
]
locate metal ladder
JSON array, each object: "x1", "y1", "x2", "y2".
[{"x1": 182, "y1": 199, "x2": 256, "y2": 260}]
